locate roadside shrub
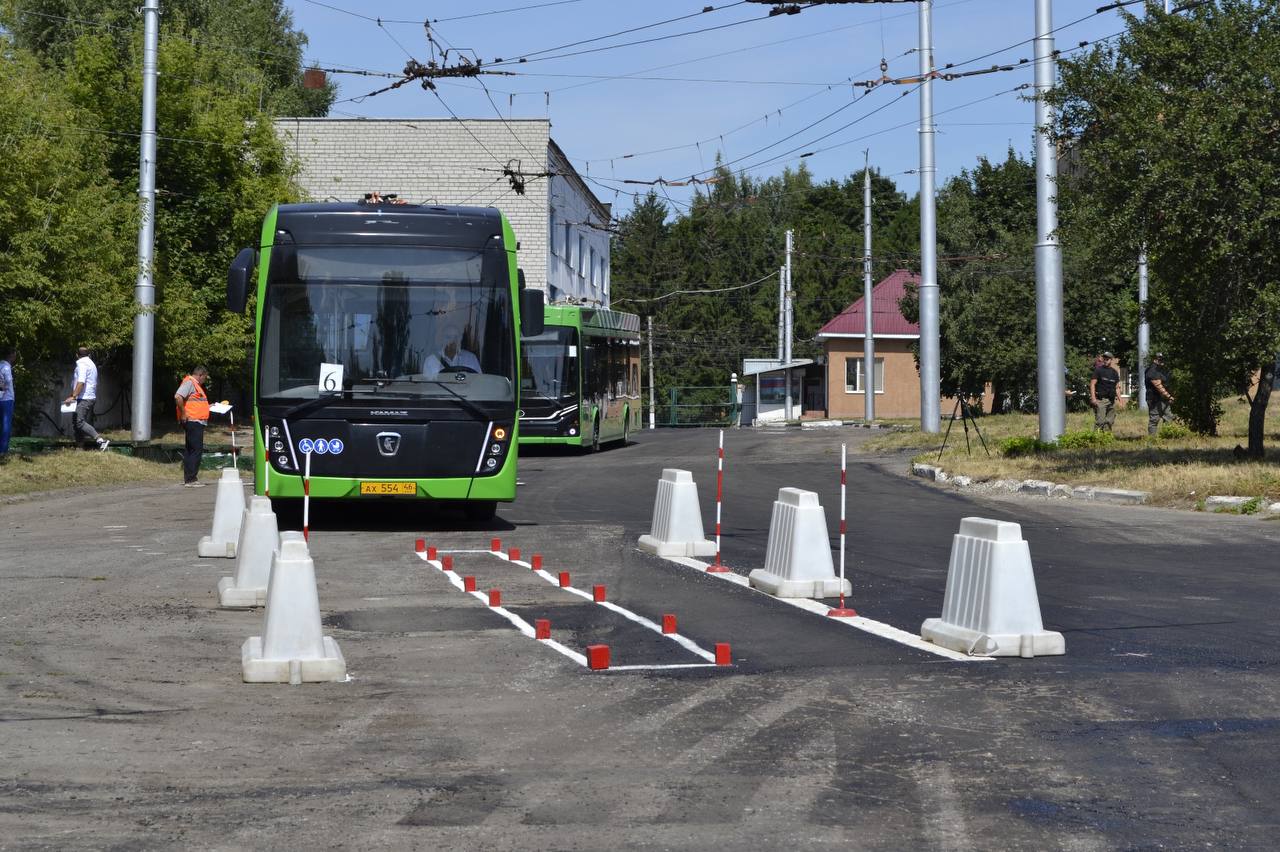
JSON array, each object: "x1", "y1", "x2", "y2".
[
  {"x1": 1240, "y1": 497, "x2": 1264, "y2": 515},
  {"x1": 1157, "y1": 422, "x2": 1191, "y2": 440},
  {"x1": 999, "y1": 435, "x2": 1056, "y2": 458},
  {"x1": 1055, "y1": 429, "x2": 1115, "y2": 450}
]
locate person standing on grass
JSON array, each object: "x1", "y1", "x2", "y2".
[
  {"x1": 175, "y1": 366, "x2": 210, "y2": 487},
  {"x1": 1090, "y1": 351, "x2": 1121, "y2": 432},
  {"x1": 1145, "y1": 352, "x2": 1176, "y2": 435},
  {"x1": 0, "y1": 347, "x2": 15, "y2": 456},
  {"x1": 64, "y1": 347, "x2": 109, "y2": 452}
]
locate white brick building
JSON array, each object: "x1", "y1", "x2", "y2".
[{"x1": 275, "y1": 118, "x2": 612, "y2": 306}]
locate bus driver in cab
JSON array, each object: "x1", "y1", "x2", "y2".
[{"x1": 423, "y1": 320, "x2": 481, "y2": 377}]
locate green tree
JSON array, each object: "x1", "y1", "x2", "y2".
[
  {"x1": 0, "y1": 0, "x2": 333, "y2": 116},
  {"x1": 0, "y1": 40, "x2": 136, "y2": 424},
  {"x1": 1051, "y1": 0, "x2": 1280, "y2": 454}
]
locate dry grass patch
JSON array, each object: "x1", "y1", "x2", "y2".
[
  {"x1": 862, "y1": 398, "x2": 1280, "y2": 508},
  {"x1": 0, "y1": 450, "x2": 175, "y2": 497}
]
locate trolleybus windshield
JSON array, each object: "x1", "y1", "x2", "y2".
[
  {"x1": 258, "y1": 244, "x2": 515, "y2": 403},
  {"x1": 520, "y1": 326, "x2": 578, "y2": 403}
]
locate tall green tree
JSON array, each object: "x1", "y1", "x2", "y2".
[
  {"x1": 1051, "y1": 0, "x2": 1280, "y2": 454},
  {"x1": 0, "y1": 0, "x2": 333, "y2": 116},
  {"x1": 0, "y1": 40, "x2": 136, "y2": 421}
]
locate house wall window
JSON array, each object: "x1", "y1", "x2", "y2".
[
  {"x1": 565, "y1": 224, "x2": 574, "y2": 270},
  {"x1": 578, "y1": 236, "x2": 586, "y2": 279},
  {"x1": 589, "y1": 247, "x2": 596, "y2": 288},
  {"x1": 845, "y1": 357, "x2": 884, "y2": 393},
  {"x1": 549, "y1": 209, "x2": 558, "y2": 256}
]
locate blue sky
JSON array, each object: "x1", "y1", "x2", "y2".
[{"x1": 285, "y1": 0, "x2": 1139, "y2": 217}]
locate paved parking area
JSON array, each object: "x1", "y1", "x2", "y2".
[{"x1": 2, "y1": 428, "x2": 1279, "y2": 849}]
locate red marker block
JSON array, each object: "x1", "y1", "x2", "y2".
[
  {"x1": 509, "y1": 547, "x2": 521, "y2": 561},
  {"x1": 662, "y1": 614, "x2": 677, "y2": 635},
  {"x1": 558, "y1": 571, "x2": 570, "y2": 588},
  {"x1": 441, "y1": 555, "x2": 453, "y2": 571},
  {"x1": 531, "y1": 554, "x2": 543, "y2": 571},
  {"x1": 463, "y1": 575, "x2": 477, "y2": 592},
  {"x1": 535, "y1": 619, "x2": 551, "y2": 639},
  {"x1": 427, "y1": 546, "x2": 438, "y2": 561},
  {"x1": 715, "y1": 643, "x2": 732, "y2": 666},
  {"x1": 490, "y1": 538, "x2": 502, "y2": 552},
  {"x1": 586, "y1": 644, "x2": 610, "y2": 670},
  {"x1": 414, "y1": 538, "x2": 425, "y2": 553},
  {"x1": 593, "y1": 585, "x2": 606, "y2": 603},
  {"x1": 488, "y1": 588, "x2": 502, "y2": 607}
]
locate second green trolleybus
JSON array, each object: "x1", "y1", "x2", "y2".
[{"x1": 518, "y1": 304, "x2": 641, "y2": 450}]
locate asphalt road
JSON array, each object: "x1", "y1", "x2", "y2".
[{"x1": 2, "y1": 427, "x2": 1278, "y2": 850}]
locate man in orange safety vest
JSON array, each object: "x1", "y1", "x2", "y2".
[{"x1": 175, "y1": 366, "x2": 210, "y2": 487}]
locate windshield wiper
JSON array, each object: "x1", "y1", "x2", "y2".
[
  {"x1": 280, "y1": 392, "x2": 343, "y2": 420},
  {"x1": 413, "y1": 379, "x2": 493, "y2": 423}
]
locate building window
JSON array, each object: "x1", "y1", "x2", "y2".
[
  {"x1": 845, "y1": 357, "x2": 884, "y2": 393},
  {"x1": 578, "y1": 236, "x2": 586, "y2": 279},
  {"x1": 589, "y1": 247, "x2": 596, "y2": 288},
  {"x1": 549, "y1": 209, "x2": 557, "y2": 256},
  {"x1": 565, "y1": 224, "x2": 574, "y2": 270}
]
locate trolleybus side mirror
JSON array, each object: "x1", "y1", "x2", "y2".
[
  {"x1": 227, "y1": 247, "x2": 255, "y2": 314},
  {"x1": 520, "y1": 286, "x2": 545, "y2": 338}
]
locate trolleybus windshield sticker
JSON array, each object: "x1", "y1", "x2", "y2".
[{"x1": 319, "y1": 362, "x2": 344, "y2": 394}]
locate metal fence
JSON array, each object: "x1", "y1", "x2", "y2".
[{"x1": 646, "y1": 386, "x2": 739, "y2": 428}]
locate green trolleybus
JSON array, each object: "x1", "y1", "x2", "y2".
[
  {"x1": 518, "y1": 304, "x2": 641, "y2": 450},
  {"x1": 227, "y1": 200, "x2": 543, "y2": 520}
]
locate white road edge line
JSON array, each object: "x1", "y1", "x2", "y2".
[{"x1": 661, "y1": 556, "x2": 991, "y2": 663}]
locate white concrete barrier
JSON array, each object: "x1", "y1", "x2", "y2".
[
  {"x1": 217, "y1": 496, "x2": 278, "y2": 607},
  {"x1": 638, "y1": 469, "x2": 716, "y2": 558},
  {"x1": 242, "y1": 532, "x2": 346, "y2": 683},
  {"x1": 921, "y1": 517, "x2": 1065, "y2": 657},
  {"x1": 748, "y1": 488, "x2": 851, "y2": 599},
  {"x1": 197, "y1": 467, "x2": 246, "y2": 558}
]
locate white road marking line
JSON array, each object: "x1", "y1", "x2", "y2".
[
  {"x1": 511, "y1": 558, "x2": 719, "y2": 663},
  {"x1": 418, "y1": 550, "x2": 725, "y2": 670},
  {"x1": 103, "y1": 525, "x2": 128, "y2": 530},
  {"x1": 659, "y1": 555, "x2": 991, "y2": 663}
]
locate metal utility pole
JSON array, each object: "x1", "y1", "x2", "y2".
[
  {"x1": 1137, "y1": 252, "x2": 1149, "y2": 410},
  {"x1": 784, "y1": 229, "x2": 794, "y2": 421},
  {"x1": 777, "y1": 266, "x2": 785, "y2": 361},
  {"x1": 1034, "y1": 0, "x2": 1066, "y2": 441},
  {"x1": 863, "y1": 152, "x2": 875, "y2": 423},
  {"x1": 647, "y1": 315, "x2": 656, "y2": 430},
  {"x1": 917, "y1": 0, "x2": 940, "y2": 433},
  {"x1": 130, "y1": 0, "x2": 160, "y2": 443}
]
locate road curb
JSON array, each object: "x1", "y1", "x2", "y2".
[{"x1": 911, "y1": 463, "x2": 1152, "y2": 507}]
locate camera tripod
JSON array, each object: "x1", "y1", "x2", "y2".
[{"x1": 937, "y1": 395, "x2": 990, "y2": 460}]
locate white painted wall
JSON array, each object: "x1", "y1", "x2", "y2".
[{"x1": 274, "y1": 118, "x2": 610, "y2": 304}]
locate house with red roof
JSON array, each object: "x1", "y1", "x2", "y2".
[{"x1": 817, "y1": 269, "x2": 933, "y2": 420}]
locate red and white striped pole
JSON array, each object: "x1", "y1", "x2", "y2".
[
  {"x1": 829, "y1": 442, "x2": 857, "y2": 617},
  {"x1": 228, "y1": 408, "x2": 237, "y2": 469},
  {"x1": 302, "y1": 449, "x2": 312, "y2": 543},
  {"x1": 708, "y1": 429, "x2": 730, "y2": 573}
]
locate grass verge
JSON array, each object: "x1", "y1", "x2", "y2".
[
  {"x1": 0, "y1": 450, "x2": 176, "y2": 497},
  {"x1": 862, "y1": 398, "x2": 1280, "y2": 508}
]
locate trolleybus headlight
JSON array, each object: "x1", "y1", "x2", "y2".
[
  {"x1": 273, "y1": 440, "x2": 284, "y2": 451},
  {"x1": 277, "y1": 455, "x2": 289, "y2": 467},
  {"x1": 493, "y1": 427, "x2": 508, "y2": 441},
  {"x1": 484, "y1": 457, "x2": 498, "y2": 470},
  {"x1": 269, "y1": 426, "x2": 280, "y2": 438},
  {"x1": 490, "y1": 443, "x2": 502, "y2": 455},
  {"x1": 568, "y1": 427, "x2": 577, "y2": 436}
]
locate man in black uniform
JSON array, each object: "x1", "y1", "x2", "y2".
[
  {"x1": 1145, "y1": 352, "x2": 1175, "y2": 435},
  {"x1": 1090, "y1": 351, "x2": 1121, "y2": 432}
]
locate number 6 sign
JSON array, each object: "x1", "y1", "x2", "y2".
[{"x1": 319, "y1": 363, "x2": 344, "y2": 394}]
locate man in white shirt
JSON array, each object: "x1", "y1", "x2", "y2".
[
  {"x1": 63, "y1": 346, "x2": 109, "y2": 452},
  {"x1": 422, "y1": 322, "x2": 481, "y2": 377}
]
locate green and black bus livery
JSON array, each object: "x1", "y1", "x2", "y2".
[
  {"x1": 227, "y1": 201, "x2": 543, "y2": 519},
  {"x1": 518, "y1": 304, "x2": 641, "y2": 450}
]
